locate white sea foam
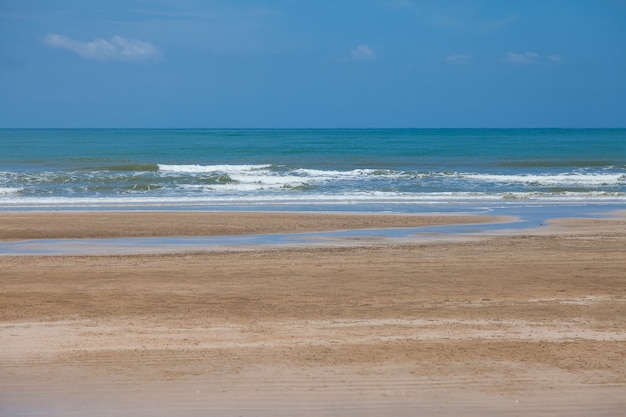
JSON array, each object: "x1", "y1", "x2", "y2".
[
  {"x1": 158, "y1": 164, "x2": 272, "y2": 173},
  {"x1": 166, "y1": 167, "x2": 623, "y2": 185},
  {"x1": 158, "y1": 164, "x2": 313, "y2": 189},
  {"x1": 0, "y1": 187, "x2": 23, "y2": 195},
  {"x1": 229, "y1": 174, "x2": 307, "y2": 186},
  {"x1": 95, "y1": 164, "x2": 626, "y2": 190},
  {"x1": 0, "y1": 191, "x2": 624, "y2": 209},
  {"x1": 464, "y1": 172, "x2": 626, "y2": 186},
  {"x1": 293, "y1": 168, "x2": 396, "y2": 179}
]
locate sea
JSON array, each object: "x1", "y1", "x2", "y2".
[{"x1": 1, "y1": 128, "x2": 625, "y2": 214}]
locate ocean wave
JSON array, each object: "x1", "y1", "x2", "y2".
[
  {"x1": 463, "y1": 172, "x2": 625, "y2": 186},
  {"x1": 78, "y1": 184, "x2": 166, "y2": 193},
  {"x1": 154, "y1": 165, "x2": 626, "y2": 187},
  {"x1": 159, "y1": 164, "x2": 313, "y2": 190},
  {"x1": 292, "y1": 168, "x2": 398, "y2": 178},
  {"x1": 10, "y1": 165, "x2": 623, "y2": 189},
  {"x1": 3, "y1": 163, "x2": 625, "y2": 203},
  {"x1": 1, "y1": 191, "x2": 624, "y2": 209},
  {"x1": 158, "y1": 164, "x2": 273, "y2": 173},
  {"x1": 176, "y1": 179, "x2": 312, "y2": 192},
  {"x1": 0, "y1": 187, "x2": 23, "y2": 195}
]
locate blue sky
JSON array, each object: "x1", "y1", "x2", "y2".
[{"x1": 1, "y1": 0, "x2": 625, "y2": 128}]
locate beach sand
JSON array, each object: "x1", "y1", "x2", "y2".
[{"x1": 1, "y1": 212, "x2": 625, "y2": 416}]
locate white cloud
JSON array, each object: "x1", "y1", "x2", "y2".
[
  {"x1": 44, "y1": 34, "x2": 159, "y2": 62},
  {"x1": 446, "y1": 54, "x2": 471, "y2": 64},
  {"x1": 505, "y1": 51, "x2": 539, "y2": 65},
  {"x1": 548, "y1": 54, "x2": 563, "y2": 63},
  {"x1": 350, "y1": 44, "x2": 376, "y2": 61}
]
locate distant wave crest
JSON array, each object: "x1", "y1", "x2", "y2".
[
  {"x1": 158, "y1": 164, "x2": 272, "y2": 173},
  {"x1": 0, "y1": 187, "x2": 23, "y2": 195}
]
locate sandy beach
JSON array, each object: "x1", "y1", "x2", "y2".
[{"x1": 1, "y1": 211, "x2": 625, "y2": 416}]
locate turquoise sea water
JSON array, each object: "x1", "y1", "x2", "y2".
[{"x1": 1, "y1": 128, "x2": 625, "y2": 213}]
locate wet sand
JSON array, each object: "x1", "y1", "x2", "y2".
[
  {"x1": 1, "y1": 212, "x2": 625, "y2": 416},
  {"x1": 0, "y1": 211, "x2": 504, "y2": 241}
]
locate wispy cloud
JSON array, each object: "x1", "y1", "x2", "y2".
[
  {"x1": 350, "y1": 44, "x2": 376, "y2": 61},
  {"x1": 547, "y1": 54, "x2": 563, "y2": 63},
  {"x1": 446, "y1": 54, "x2": 471, "y2": 64},
  {"x1": 505, "y1": 51, "x2": 539, "y2": 65},
  {"x1": 44, "y1": 34, "x2": 159, "y2": 62},
  {"x1": 504, "y1": 52, "x2": 564, "y2": 65}
]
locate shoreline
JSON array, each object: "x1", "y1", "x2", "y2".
[
  {"x1": 1, "y1": 204, "x2": 623, "y2": 240},
  {"x1": 1, "y1": 212, "x2": 518, "y2": 256},
  {"x1": 1, "y1": 211, "x2": 625, "y2": 416},
  {"x1": 2, "y1": 208, "x2": 625, "y2": 256},
  {"x1": 0, "y1": 211, "x2": 513, "y2": 241}
]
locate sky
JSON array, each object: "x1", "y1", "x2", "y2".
[{"x1": 1, "y1": 0, "x2": 625, "y2": 128}]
